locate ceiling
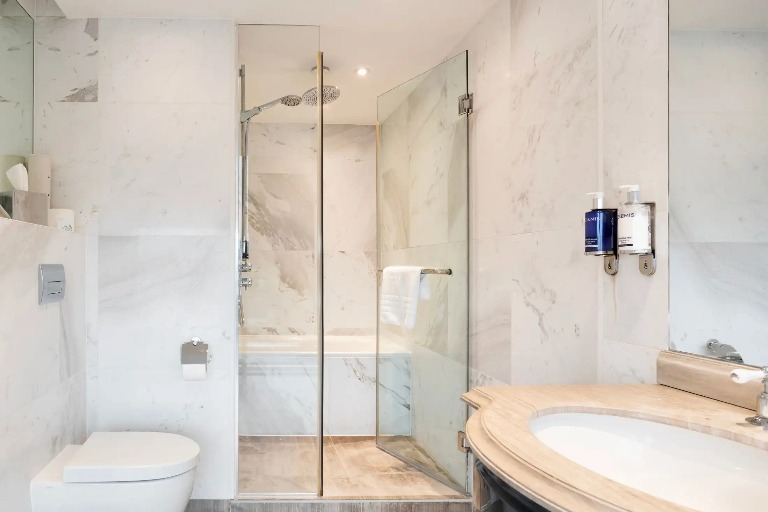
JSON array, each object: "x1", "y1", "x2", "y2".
[
  {"x1": 55, "y1": 0, "x2": 497, "y2": 124},
  {"x1": 670, "y1": 0, "x2": 768, "y2": 31}
]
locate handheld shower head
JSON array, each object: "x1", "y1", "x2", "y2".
[
  {"x1": 241, "y1": 94, "x2": 302, "y2": 122},
  {"x1": 302, "y1": 86, "x2": 341, "y2": 106}
]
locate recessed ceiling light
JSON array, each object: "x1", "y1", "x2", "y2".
[{"x1": 356, "y1": 67, "x2": 369, "y2": 77}]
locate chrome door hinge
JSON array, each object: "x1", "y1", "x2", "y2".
[
  {"x1": 458, "y1": 93, "x2": 473, "y2": 116},
  {"x1": 458, "y1": 431, "x2": 470, "y2": 453}
]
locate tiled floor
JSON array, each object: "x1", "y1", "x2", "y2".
[{"x1": 238, "y1": 436, "x2": 466, "y2": 499}]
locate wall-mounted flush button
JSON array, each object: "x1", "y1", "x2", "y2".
[{"x1": 39, "y1": 264, "x2": 66, "y2": 305}]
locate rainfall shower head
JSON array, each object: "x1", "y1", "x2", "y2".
[
  {"x1": 302, "y1": 86, "x2": 341, "y2": 106},
  {"x1": 241, "y1": 94, "x2": 302, "y2": 123}
]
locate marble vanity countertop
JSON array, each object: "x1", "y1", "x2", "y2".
[{"x1": 462, "y1": 384, "x2": 768, "y2": 512}]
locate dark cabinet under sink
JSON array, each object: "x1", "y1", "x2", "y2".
[{"x1": 473, "y1": 461, "x2": 550, "y2": 512}]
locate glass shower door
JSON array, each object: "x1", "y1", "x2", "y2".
[
  {"x1": 237, "y1": 24, "x2": 323, "y2": 497},
  {"x1": 376, "y1": 51, "x2": 469, "y2": 492}
]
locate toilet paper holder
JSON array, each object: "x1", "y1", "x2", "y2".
[{"x1": 180, "y1": 337, "x2": 211, "y2": 365}]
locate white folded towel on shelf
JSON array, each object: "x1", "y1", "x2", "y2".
[{"x1": 379, "y1": 266, "x2": 430, "y2": 330}]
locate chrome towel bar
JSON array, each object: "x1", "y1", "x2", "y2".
[{"x1": 377, "y1": 268, "x2": 453, "y2": 275}]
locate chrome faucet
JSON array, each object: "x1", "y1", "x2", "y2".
[{"x1": 731, "y1": 367, "x2": 768, "y2": 429}]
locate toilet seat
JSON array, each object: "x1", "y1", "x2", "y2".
[{"x1": 62, "y1": 432, "x2": 200, "y2": 483}]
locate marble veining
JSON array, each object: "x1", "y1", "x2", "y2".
[
  {"x1": 244, "y1": 123, "x2": 376, "y2": 336},
  {"x1": 0, "y1": 218, "x2": 87, "y2": 512}
]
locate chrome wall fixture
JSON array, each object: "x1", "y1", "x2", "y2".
[{"x1": 376, "y1": 268, "x2": 453, "y2": 276}]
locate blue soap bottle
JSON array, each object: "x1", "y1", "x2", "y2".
[{"x1": 585, "y1": 192, "x2": 617, "y2": 256}]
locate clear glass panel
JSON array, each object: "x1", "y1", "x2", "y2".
[
  {"x1": 376, "y1": 51, "x2": 469, "y2": 492},
  {"x1": 237, "y1": 24, "x2": 321, "y2": 496}
]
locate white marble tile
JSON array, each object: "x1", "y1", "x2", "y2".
[
  {"x1": 410, "y1": 344, "x2": 467, "y2": 485},
  {"x1": 0, "y1": 375, "x2": 85, "y2": 512},
  {"x1": 377, "y1": 104, "x2": 410, "y2": 252},
  {"x1": 507, "y1": 228, "x2": 597, "y2": 385},
  {"x1": 670, "y1": 31, "x2": 768, "y2": 115},
  {"x1": 602, "y1": 0, "x2": 669, "y2": 212},
  {"x1": 248, "y1": 123, "x2": 317, "y2": 175},
  {"x1": 323, "y1": 251, "x2": 377, "y2": 335},
  {"x1": 0, "y1": 218, "x2": 86, "y2": 421},
  {"x1": 238, "y1": 354, "x2": 318, "y2": 436},
  {"x1": 248, "y1": 172, "x2": 316, "y2": 250},
  {"x1": 35, "y1": 102, "x2": 101, "y2": 234},
  {"x1": 470, "y1": 237, "x2": 513, "y2": 384},
  {"x1": 95, "y1": 234, "x2": 236, "y2": 499},
  {"x1": 406, "y1": 54, "x2": 468, "y2": 247},
  {"x1": 241, "y1": 250, "x2": 316, "y2": 336},
  {"x1": 35, "y1": 18, "x2": 99, "y2": 103},
  {"x1": 377, "y1": 352, "x2": 412, "y2": 436},
  {"x1": 99, "y1": 19, "x2": 234, "y2": 104},
  {"x1": 670, "y1": 241, "x2": 768, "y2": 365},
  {"x1": 98, "y1": 103, "x2": 234, "y2": 236},
  {"x1": 323, "y1": 125, "x2": 376, "y2": 252},
  {"x1": 36, "y1": 0, "x2": 65, "y2": 17},
  {"x1": 602, "y1": 209, "x2": 670, "y2": 350},
  {"x1": 0, "y1": 101, "x2": 33, "y2": 157},
  {"x1": 598, "y1": 338, "x2": 659, "y2": 384},
  {"x1": 98, "y1": 235, "x2": 234, "y2": 371},
  {"x1": 600, "y1": 0, "x2": 670, "y2": 370}
]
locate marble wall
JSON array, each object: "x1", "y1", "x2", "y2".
[
  {"x1": 0, "y1": 218, "x2": 87, "y2": 512},
  {"x1": 242, "y1": 123, "x2": 376, "y2": 337},
  {"x1": 454, "y1": 0, "x2": 669, "y2": 387},
  {"x1": 456, "y1": 0, "x2": 599, "y2": 388},
  {"x1": 598, "y1": 0, "x2": 669, "y2": 384},
  {"x1": 669, "y1": 30, "x2": 768, "y2": 365},
  {"x1": 34, "y1": 18, "x2": 238, "y2": 499}
]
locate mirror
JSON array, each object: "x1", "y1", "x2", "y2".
[
  {"x1": 669, "y1": 0, "x2": 768, "y2": 366},
  {"x1": 0, "y1": 0, "x2": 34, "y2": 210}
]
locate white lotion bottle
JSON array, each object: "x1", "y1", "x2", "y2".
[{"x1": 617, "y1": 185, "x2": 652, "y2": 255}]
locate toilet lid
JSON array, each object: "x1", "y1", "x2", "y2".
[{"x1": 63, "y1": 432, "x2": 200, "y2": 483}]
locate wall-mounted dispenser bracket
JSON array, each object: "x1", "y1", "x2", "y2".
[
  {"x1": 638, "y1": 202, "x2": 656, "y2": 276},
  {"x1": 604, "y1": 254, "x2": 618, "y2": 276}
]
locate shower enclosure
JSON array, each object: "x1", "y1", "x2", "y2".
[{"x1": 236, "y1": 23, "x2": 469, "y2": 499}]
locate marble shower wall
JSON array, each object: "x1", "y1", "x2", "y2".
[
  {"x1": 242, "y1": 123, "x2": 376, "y2": 337},
  {"x1": 669, "y1": 29, "x2": 768, "y2": 364},
  {"x1": 34, "y1": 18, "x2": 238, "y2": 499},
  {"x1": 0, "y1": 218, "x2": 87, "y2": 512}
]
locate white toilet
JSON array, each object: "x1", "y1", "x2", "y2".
[{"x1": 30, "y1": 432, "x2": 200, "y2": 512}]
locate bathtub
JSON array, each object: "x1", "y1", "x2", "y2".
[{"x1": 238, "y1": 335, "x2": 411, "y2": 436}]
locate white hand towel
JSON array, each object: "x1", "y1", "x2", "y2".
[{"x1": 379, "y1": 266, "x2": 430, "y2": 330}]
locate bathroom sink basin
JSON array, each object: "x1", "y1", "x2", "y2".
[{"x1": 530, "y1": 413, "x2": 768, "y2": 512}]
